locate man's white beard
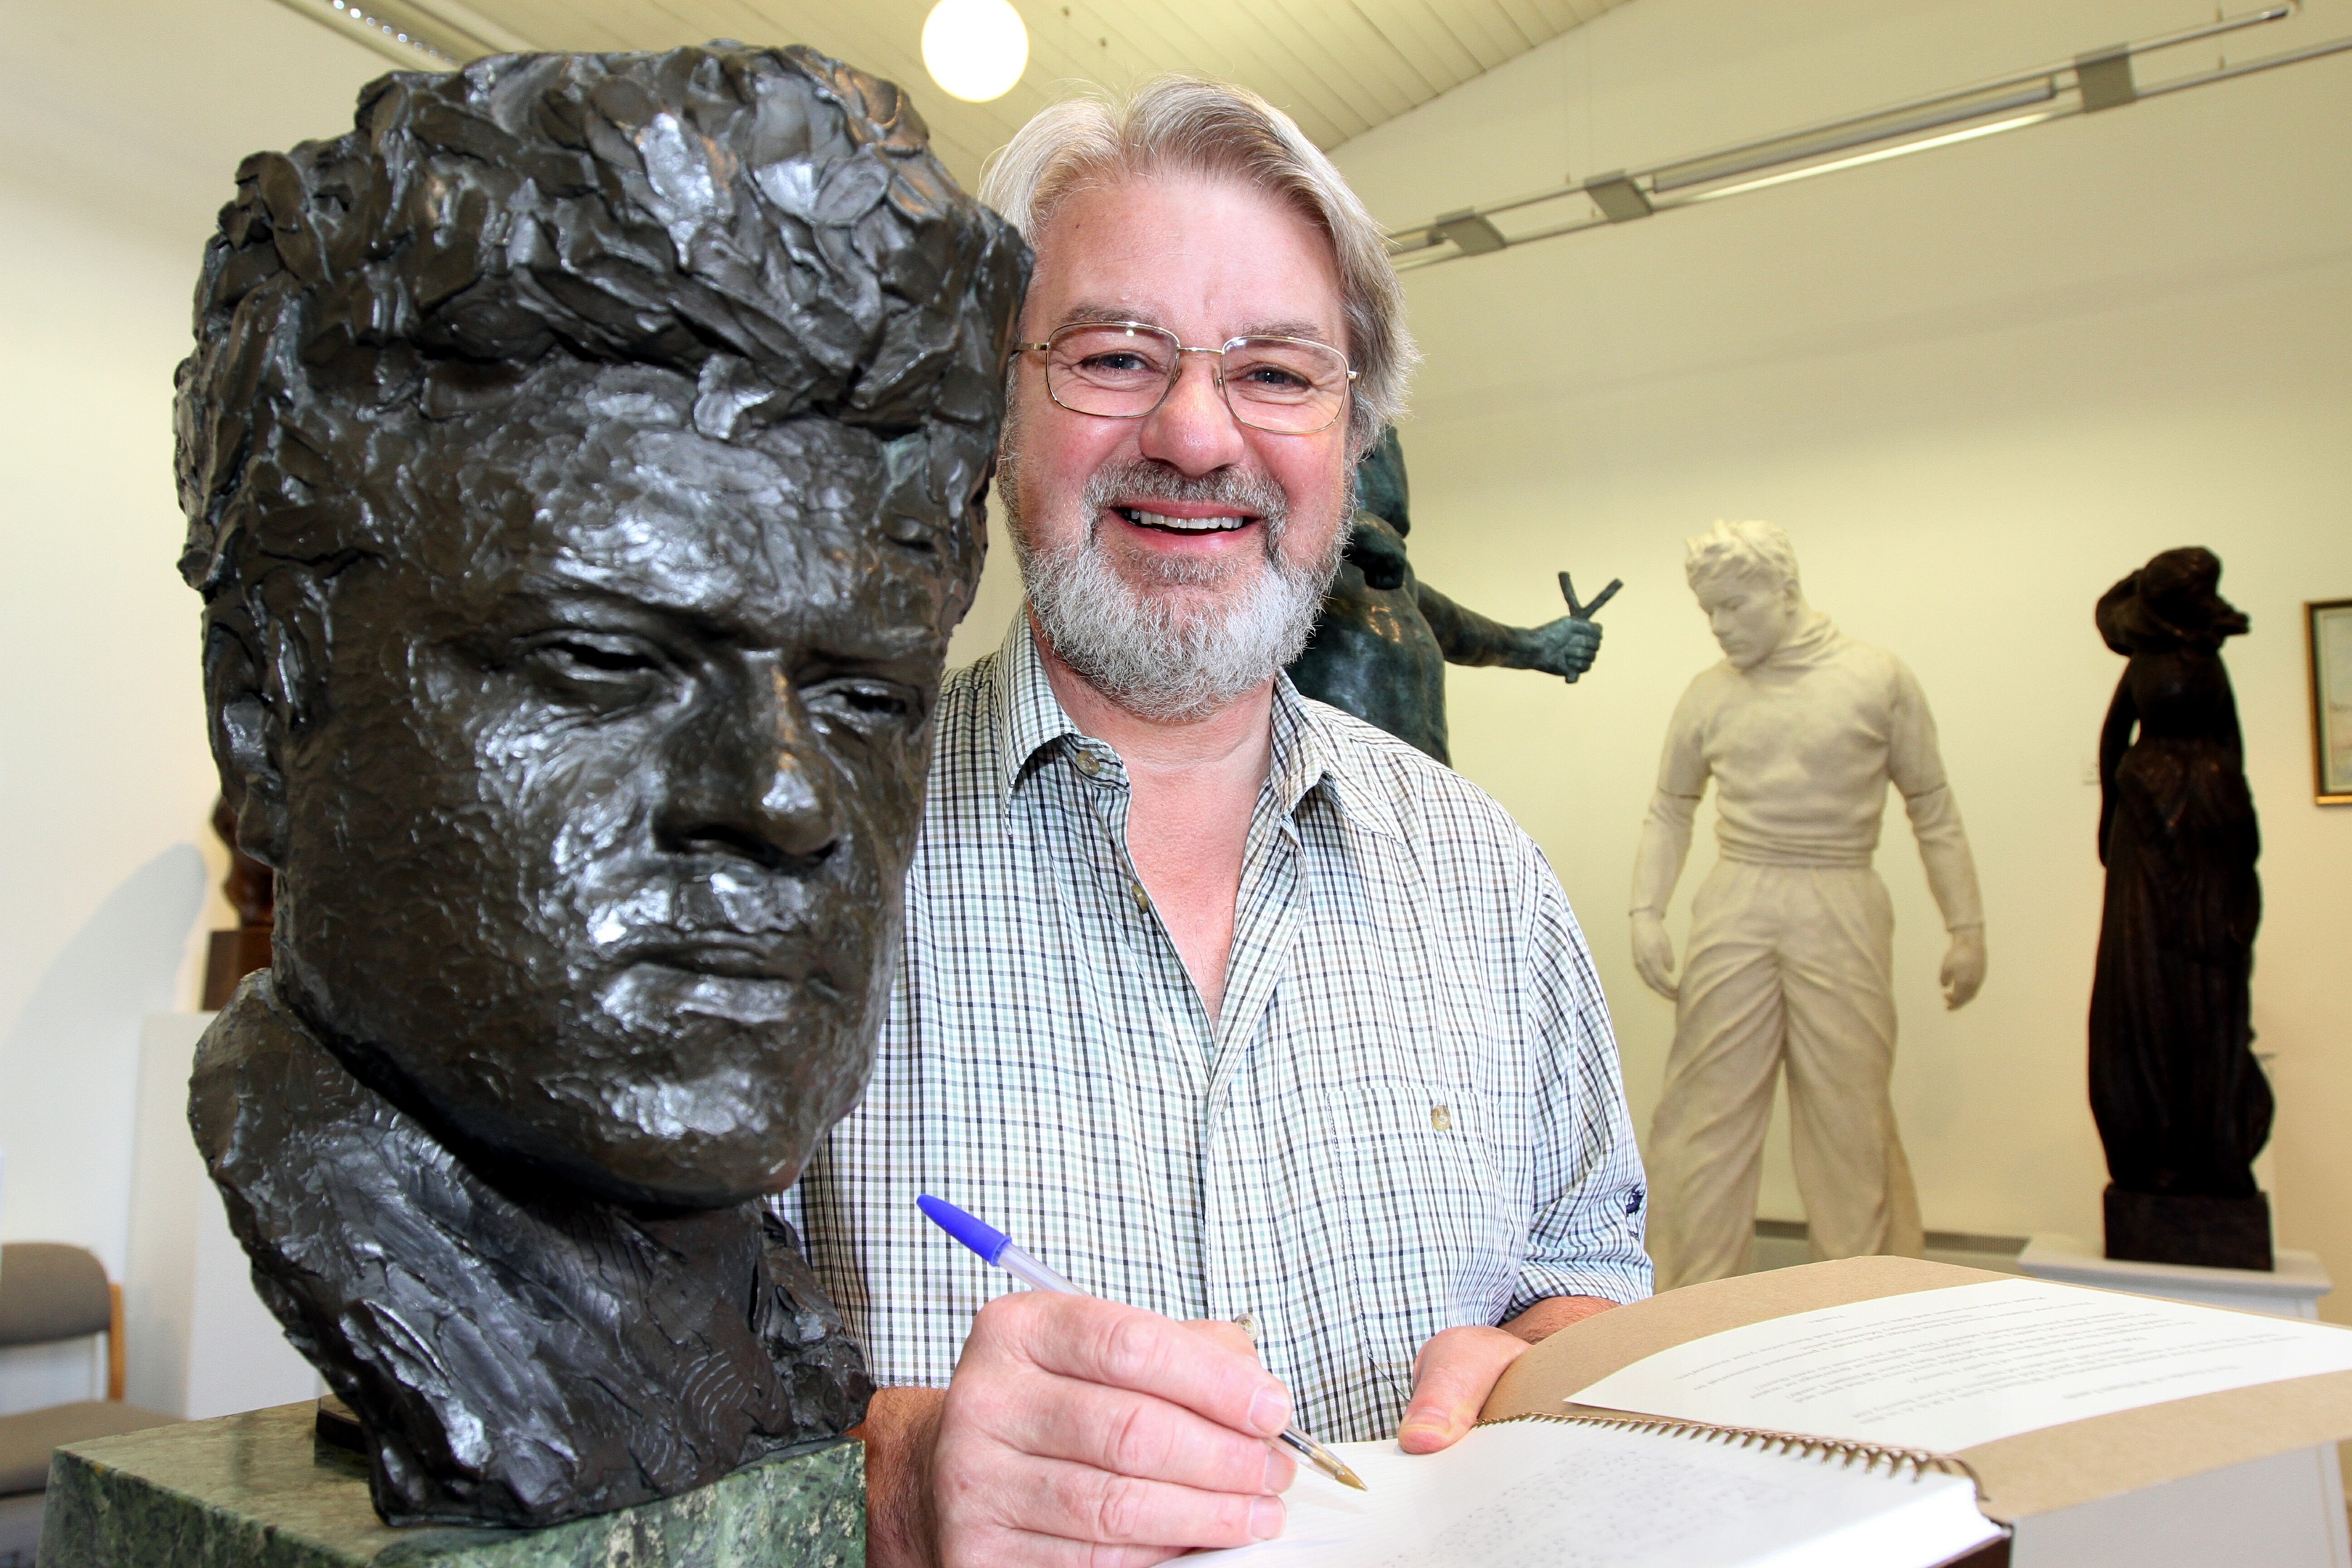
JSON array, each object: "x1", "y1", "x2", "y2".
[{"x1": 1004, "y1": 454, "x2": 1348, "y2": 724}]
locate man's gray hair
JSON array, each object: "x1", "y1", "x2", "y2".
[
  {"x1": 980, "y1": 75, "x2": 1415, "y2": 457},
  {"x1": 1686, "y1": 520, "x2": 1802, "y2": 595}
]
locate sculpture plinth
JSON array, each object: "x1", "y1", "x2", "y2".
[
  {"x1": 2103, "y1": 1185, "x2": 2273, "y2": 1274},
  {"x1": 37, "y1": 1405, "x2": 862, "y2": 1568}
]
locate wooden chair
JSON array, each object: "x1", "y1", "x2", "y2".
[{"x1": 0, "y1": 1244, "x2": 176, "y2": 1563}]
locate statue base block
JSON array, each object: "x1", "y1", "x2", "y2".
[
  {"x1": 36, "y1": 1402, "x2": 862, "y2": 1567},
  {"x1": 2104, "y1": 1183, "x2": 2273, "y2": 1272}
]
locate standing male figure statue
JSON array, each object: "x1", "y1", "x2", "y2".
[{"x1": 1632, "y1": 521, "x2": 1985, "y2": 1290}]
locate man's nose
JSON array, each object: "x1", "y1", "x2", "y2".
[
  {"x1": 1137, "y1": 351, "x2": 1249, "y2": 474},
  {"x1": 658, "y1": 664, "x2": 841, "y2": 867}
]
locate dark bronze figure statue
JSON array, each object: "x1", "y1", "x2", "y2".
[
  {"x1": 2090, "y1": 547, "x2": 2271, "y2": 1271},
  {"x1": 1287, "y1": 428, "x2": 1615, "y2": 763},
  {"x1": 174, "y1": 44, "x2": 1026, "y2": 1526}
]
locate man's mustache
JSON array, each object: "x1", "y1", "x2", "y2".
[{"x1": 1081, "y1": 460, "x2": 1291, "y2": 553}]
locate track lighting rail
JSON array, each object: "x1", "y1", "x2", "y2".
[{"x1": 1386, "y1": 5, "x2": 2352, "y2": 269}]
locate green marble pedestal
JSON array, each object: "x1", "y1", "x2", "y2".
[{"x1": 36, "y1": 1402, "x2": 862, "y2": 1567}]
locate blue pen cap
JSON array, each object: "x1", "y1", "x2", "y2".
[{"x1": 918, "y1": 1194, "x2": 1012, "y2": 1266}]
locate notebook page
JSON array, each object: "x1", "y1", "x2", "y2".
[
  {"x1": 1193, "y1": 1418, "x2": 2001, "y2": 1568},
  {"x1": 1570, "y1": 1277, "x2": 2352, "y2": 1454}
]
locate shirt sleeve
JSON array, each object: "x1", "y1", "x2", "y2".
[{"x1": 1511, "y1": 845, "x2": 1655, "y2": 1315}]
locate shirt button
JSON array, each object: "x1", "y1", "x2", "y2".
[
  {"x1": 1429, "y1": 1103, "x2": 1453, "y2": 1132},
  {"x1": 1130, "y1": 881, "x2": 1151, "y2": 912},
  {"x1": 1072, "y1": 749, "x2": 1101, "y2": 777},
  {"x1": 1234, "y1": 1312, "x2": 1258, "y2": 1344}
]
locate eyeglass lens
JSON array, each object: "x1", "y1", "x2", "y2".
[{"x1": 1045, "y1": 324, "x2": 1348, "y2": 434}]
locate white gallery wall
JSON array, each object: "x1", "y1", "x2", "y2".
[
  {"x1": 1316, "y1": 0, "x2": 2352, "y2": 1304},
  {"x1": 0, "y1": 0, "x2": 388, "y2": 1297}
]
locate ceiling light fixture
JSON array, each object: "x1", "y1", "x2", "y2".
[
  {"x1": 1387, "y1": 5, "x2": 2352, "y2": 269},
  {"x1": 267, "y1": 0, "x2": 536, "y2": 71},
  {"x1": 922, "y1": 0, "x2": 1030, "y2": 104}
]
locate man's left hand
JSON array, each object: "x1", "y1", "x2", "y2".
[
  {"x1": 1397, "y1": 1297, "x2": 1618, "y2": 1453},
  {"x1": 1521, "y1": 616, "x2": 1604, "y2": 682}
]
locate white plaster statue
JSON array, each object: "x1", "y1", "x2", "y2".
[{"x1": 1633, "y1": 520, "x2": 1985, "y2": 1290}]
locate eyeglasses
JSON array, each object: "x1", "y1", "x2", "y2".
[{"x1": 1018, "y1": 321, "x2": 1356, "y2": 436}]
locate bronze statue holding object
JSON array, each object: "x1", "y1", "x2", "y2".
[
  {"x1": 175, "y1": 44, "x2": 1026, "y2": 1527},
  {"x1": 1287, "y1": 428, "x2": 1617, "y2": 762}
]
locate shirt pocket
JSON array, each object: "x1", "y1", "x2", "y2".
[{"x1": 1315, "y1": 1073, "x2": 1526, "y2": 1392}]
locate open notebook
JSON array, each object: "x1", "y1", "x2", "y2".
[
  {"x1": 1193, "y1": 1415, "x2": 2000, "y2": 1568},
  {"x1": 1202, "y1": 1254, "x2": 2352, "y2": 1564}
]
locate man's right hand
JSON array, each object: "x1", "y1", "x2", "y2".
[
  {"x1": 1631, "y1": 911, "x2": 1680, "y2": 1000},
  {"x1": 920, "y1": 1291, "x2": 1296, "y2": 1567}
]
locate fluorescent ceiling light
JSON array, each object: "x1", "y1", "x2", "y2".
[
  {"x1": 1679, "y1": 110, "x2": 2066, "y2": 206},
  {"x1": 266, "y1": 0, "x2": 535, "y2": 70},
  {"x1": 1387, "y1": 4, "x2": 2351, "y2": 269}
]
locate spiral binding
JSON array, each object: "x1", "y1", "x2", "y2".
[{"x1": 1479, "y1": 1410, "x2": 1979, "y2": 1485}]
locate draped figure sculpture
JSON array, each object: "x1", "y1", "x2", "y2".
[
  {"x1": 1633, "y1": 521, "x2": 1985, "y2": 1290},
  {"x1": 2091, "y1": 547, "x2": 2271, "y2": 1270}
]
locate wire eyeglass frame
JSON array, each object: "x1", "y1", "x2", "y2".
[{"x1": 1016, "y1": 320, "x2": 1356, "y2": 436}]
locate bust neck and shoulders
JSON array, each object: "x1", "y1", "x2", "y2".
[{"x1": 189, "y1": 974, "x2": 870, "y2": 1528}]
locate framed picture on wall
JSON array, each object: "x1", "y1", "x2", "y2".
[{"x1": 2310, "y1": 597, "x2": 2352, "y2": 804}]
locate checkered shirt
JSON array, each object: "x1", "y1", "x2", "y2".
[{"x1": 780, "y1": 616, "x2": 1651, "y2": 1442}]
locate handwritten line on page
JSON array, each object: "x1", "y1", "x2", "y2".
[
  {"x1": 1572, "y1": 1277, "x2": 2352, "y2": 1455},
  {"x1": 1192, "y1": 1418, "x2": 1999, "y2": 1568}
]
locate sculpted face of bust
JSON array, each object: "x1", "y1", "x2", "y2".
[{"x1": 265, "y1": 360, "x2": 967, "y2": 1207}]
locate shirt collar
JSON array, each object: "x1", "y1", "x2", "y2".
[
  {"x1": 1276, "y1": 681, "x2": 1408, "y2": 844},
  {"x1": 992, "y1": 610, "x2": 1085, "y2": 805},
  {"x1": 986, "y1": 611, "x2": 1406, "y2": 844}
]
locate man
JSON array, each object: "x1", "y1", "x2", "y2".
[
  {"x1": 173, "y1": 45, "x2": 1026, "y2": 1524},
  {"x1": 1630, "y1": 521, "x2": 1986, "y2": 1293},
  {"x1": 1289, "y1": 427, "x2": 1607, "y2": 763},
  {"x1": 784, "y1": 78, "x2": 1651, "y2": 1564}
]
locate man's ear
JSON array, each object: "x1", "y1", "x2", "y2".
[{"x1": 203, "y1": 620, "x2": 291, "y2": 868}]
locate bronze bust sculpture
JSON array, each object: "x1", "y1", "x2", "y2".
[{"x1": 175, "y1": 44, "x2": 1026, "y2": 1526}]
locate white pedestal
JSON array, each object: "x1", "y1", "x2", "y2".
[
  {"x1": 2010, "y1": 1234, "x2": 2349, "y2": 1568},
  {"x1": 2020, "y1": 1234, "x2": 2332, "y2": 1319},
  {"x1": 120, "y1": 1013, "x2": 320, "y2": 1420}
]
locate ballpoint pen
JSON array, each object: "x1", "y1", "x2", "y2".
[{"x1": 916, "y1": 1193, "x2": 1368, "y2": 1492}]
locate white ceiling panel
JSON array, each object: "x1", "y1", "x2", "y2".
[{"x1": 368, "y1": 0, "x2": 1636, "y2": 184}]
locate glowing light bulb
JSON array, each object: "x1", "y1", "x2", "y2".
[{"x1": 921, "y1": 0, "x2": 1029, "y2": 103}]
